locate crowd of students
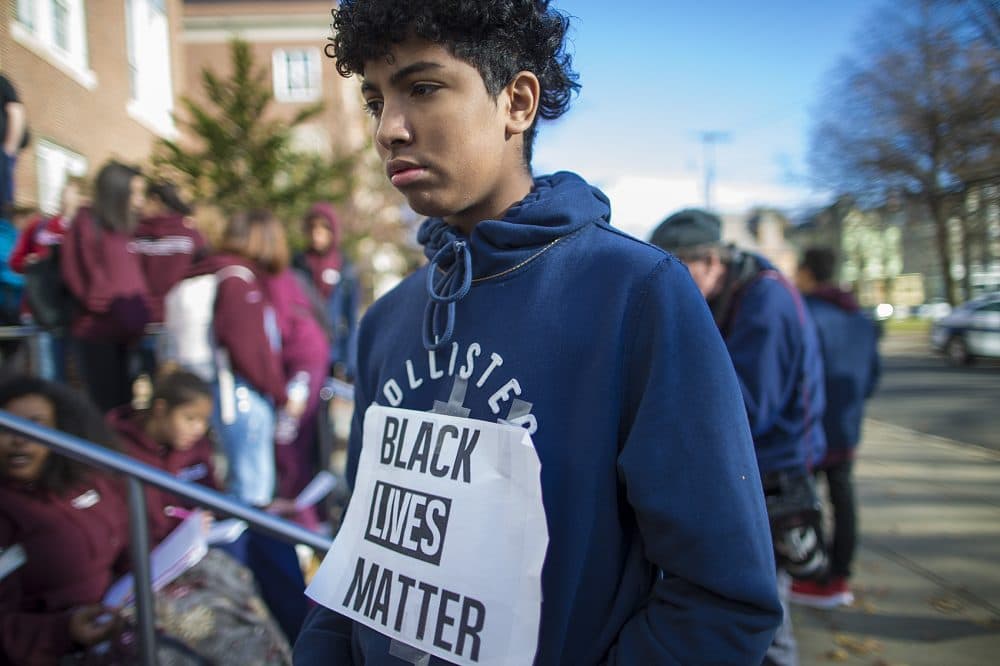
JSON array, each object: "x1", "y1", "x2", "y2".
[
  {"x1": 2, "y1": 0, "x2": 886, "y2": 662},
  {"x1": 0, "y1": 159, "x2": 359, "y2": 664}
]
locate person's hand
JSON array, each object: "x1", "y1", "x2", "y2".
[
  {"x1": 23, "y1": 252, "x2": 39, "y2": 265},
  {"x1": 284, "y1": 397, "x2": 306, "y2": 419},
  {"x1": 68, "y1": 605, "x2": 119, "y2": 647}
]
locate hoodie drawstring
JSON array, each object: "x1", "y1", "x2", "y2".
[{"x1": 423, "y1": 237, "x2": 472, "y2": 351}]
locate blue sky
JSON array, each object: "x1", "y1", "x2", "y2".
[{"x1": 530, "y1": 0, "x2": 879, "y2": 238}]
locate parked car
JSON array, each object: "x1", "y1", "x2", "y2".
[
  {"x1": 930, "y1": 294, "x2": 1000, "y2": 365},
  {"x1": 916, "y1": 298, "x2": 952, "y2": 321}
]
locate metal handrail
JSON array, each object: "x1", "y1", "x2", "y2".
[
  {"x1": 0, "y1": 411, "x2": 335, "y2": 551},
  {"x1": 0, "y1": 410, "x2": 335, "y2": 664}
]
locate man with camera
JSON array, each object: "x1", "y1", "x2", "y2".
[{"x1": 650, "y1": 209, "x2": 828, "y2": 666}]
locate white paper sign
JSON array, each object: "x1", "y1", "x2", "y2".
[
  {"x1": 103, "y1": 511, "x2": 209, "y2": 608},
  {"x1": 307, "y1": 405, "x2": 548, "y2": 666}
]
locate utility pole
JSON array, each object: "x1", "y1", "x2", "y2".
[{"x1": 699, "y1": 131, "x2": 730, "y2": 211}]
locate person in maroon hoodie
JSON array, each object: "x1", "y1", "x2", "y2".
[
  {"x1": 258, "y1": 215, "x2": 330, "y2": 530},
  {"x1": 0, "y1": 376, "x2": 130, "y2": 666},
  {"x1": 132, "y1": 180, "x2": 206, "y2": 324},
  {"x1": 177, "y1": 209, "x2": 287, "y2": 506},
  {"x1": 291, "y1": 203, "x2": 360, "y2": 380},
  {"x1": 106, "y1": 369, "x2": 217, "y2": 545},
  {"x1": 60, "y1": 160, "x2": 152, "y2": 412}
]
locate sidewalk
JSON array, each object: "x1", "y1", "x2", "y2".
[{"x1": 792, "y1": 418, "x2": 1000, "y2": 665}]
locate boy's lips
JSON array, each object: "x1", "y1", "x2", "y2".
[{"x1": 386, "y1": 159, "x2": 428, "y2": 188}]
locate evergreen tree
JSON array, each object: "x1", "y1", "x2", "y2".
[{"x1": 152, "y1": 39, "x2": 354, "y2": 227}]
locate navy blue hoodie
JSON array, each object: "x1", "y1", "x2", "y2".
[
  {"x1": 711, "y1": 252, "x2": 827, "y2": 475},
  {"x1": 295, "y1": 173, "x2": 781, "y2": 664},
  {"x1": 804, "y1": 288, "x2": 880, "y2": 464}
]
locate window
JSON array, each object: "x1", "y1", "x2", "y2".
[
  {"x1": 16, "y1": 0, "x2": 34, "y2": 30},
  {"x1": 124, "y1": 0, "x2": 175, "y2": 136},
  {"x1": 272, "y1": 48, "x2": 322, "y2": 103},
  {"x1": 10, "y1": 0, "x2": 93, "y2": 89},
  {"x1": 52, "y1": 0, "x2": 69, "y2": 51},
  {"x1": 35, "y1": 140, "x2": 87, "y2": 215}
]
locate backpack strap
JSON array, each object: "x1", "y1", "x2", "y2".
[{"x1": 214, "y1": 264, "x2": 255, "y2": 285}]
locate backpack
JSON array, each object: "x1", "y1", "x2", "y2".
[{"x1": 161, "y1": 265, "x2": 255, "y2": 424}]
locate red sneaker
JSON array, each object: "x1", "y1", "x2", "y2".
[{"x1": 789, "y1": 577, "x2": 854, "y2": 609}]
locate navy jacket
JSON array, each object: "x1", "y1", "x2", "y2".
[
  {"x1": 711, "y1": 252, "x2": 827, "y2": 475},
  {"x1": 804, "y1": 288, "x2": 880, "y2": 464},
  {"x1": 294, "y1": 172, "x2": 781, "y2": 665}
]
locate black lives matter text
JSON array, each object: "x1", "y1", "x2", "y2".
[
  {"x1": 365, "y1": 481, "x2": 451, "y2": 565},
  {"x1": 343, "y1": 556, "x2": 486, "y2": 662}
]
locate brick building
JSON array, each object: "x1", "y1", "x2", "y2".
[{"x1": 1, "y1": 0, "x2": 185, "y2": 213}]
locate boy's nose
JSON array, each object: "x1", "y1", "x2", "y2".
[{"x1": 375, "y1": 107, "x2": 412, "y2": 149}]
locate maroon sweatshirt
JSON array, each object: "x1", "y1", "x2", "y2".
[
  {"x1": 106, "y1": 406, "x2": 218, "y2": 546},
  {"x1": 132, "y1": 214, "x2": 206, "y2": 323},
  {"x1": 59, "y1": 208, "x2": 152, "y2": 342},
  {"x1": 300, "y1": 202, "x2": 344, "y2": 299},
  {"x1": 0, "y1": 474, "x2": 130, "y2": 666},
  {"x1": 261, "y1": 269, "x2": 330, "y2": 384},
  {"x1": 183, "y1": 254, "x2": 287, "y2": 405}
]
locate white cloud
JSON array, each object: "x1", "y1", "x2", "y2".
[{"x1": 601, "y1": 173, "x2": 820, "y2": 241}]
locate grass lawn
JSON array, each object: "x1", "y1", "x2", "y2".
[{"x1": 883, "y1": 318, "x2": 933, "y2": 335}]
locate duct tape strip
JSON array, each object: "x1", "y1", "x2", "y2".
[{"x1": 391, "y1": 377, "x2": 473, "y2": 665}]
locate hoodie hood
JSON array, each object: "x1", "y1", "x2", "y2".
[
  {"x1": 107, "y1": 405, "x2": 164, "y2": 457},
  {"x1": 183, "y1": 252, "x2": 259, "y2": 280},
  {"x1": 416, "y1": 172, "x2": 610, "y2": 349},
  {"x1": 135, "y1": 213, "x2": 194, "y2": 238},
  {"x1": 306, "y1": 202, "x2": 342, "y2": 247},
  {"x1": 809, "y1": 284, "x2": 860, "y2": 312}
]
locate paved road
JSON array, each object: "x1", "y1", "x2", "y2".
[{"x1": 867, "y1": 331, "x2": 1000, "y2": 451}]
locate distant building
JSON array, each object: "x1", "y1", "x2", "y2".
[
  {"x1": 788, "y1": 183, "x2": 1000, "y2": 307},
  {"x1": 1, "y1": 0, "x2": 184, "y2": 212},
  {"x1": 721, "y1": 208, "x2": 798, "y2": 277}
]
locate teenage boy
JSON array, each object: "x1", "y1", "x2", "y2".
[
  {"x1": 791, "y1": 247, "x2": 881, "y2": 608},
  {"x1": 296, "y1": 2, "x2": 781, "y2": 664}
]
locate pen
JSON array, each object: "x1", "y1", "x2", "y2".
[{"x1": 164, "y1": 506, "x2": 194, "y2": 519}]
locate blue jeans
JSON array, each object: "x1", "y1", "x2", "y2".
[
  {"x1": 1, "y1": 154, "x2": 15, "y2": 212},
  {"x1": 35, "y1": 330, "x2": 66, "y2": 381},
  {"x1": 763, "y1": 571, "x2": 798, "y2": 666},
  {"x1": 212, "y1": 377, "x2": 276, "y2": 506}
]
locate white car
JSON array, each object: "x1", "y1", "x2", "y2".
[{"x1": 930, "y1": 294, "x2": 1000, "y2": 365}]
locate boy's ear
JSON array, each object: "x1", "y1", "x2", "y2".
[{"x1": 504, "y1": 71, "x2": 541, "y2": 137}]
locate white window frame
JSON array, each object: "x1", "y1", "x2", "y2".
[
  {"x1": 35, "y1": 140, "x2": 88, "y2": 215},
  {"x1": 272, "y1": 48, "x2": 323, "y2": 103},
  {"x1": 10, "y1": 0, "x2": 95, "y2": 90}
]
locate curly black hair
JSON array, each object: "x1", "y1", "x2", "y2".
[
  {"x1": 329, "y1": 0, "x2": 580, "y2": 166},
  {"x1": 0, "y1": 375, "x2": 121, "y2": 494}
]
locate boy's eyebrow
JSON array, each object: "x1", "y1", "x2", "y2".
[{"x1": 361, "y1": 61, "x2": 445, "y2": 93}]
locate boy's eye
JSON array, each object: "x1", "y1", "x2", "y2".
[
  {"x1": 363, "y1": 98, "x2": 384, "y2": 117},
  {"x1": 411, "y1": 83, "x2": 439, "y2": 97}
]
